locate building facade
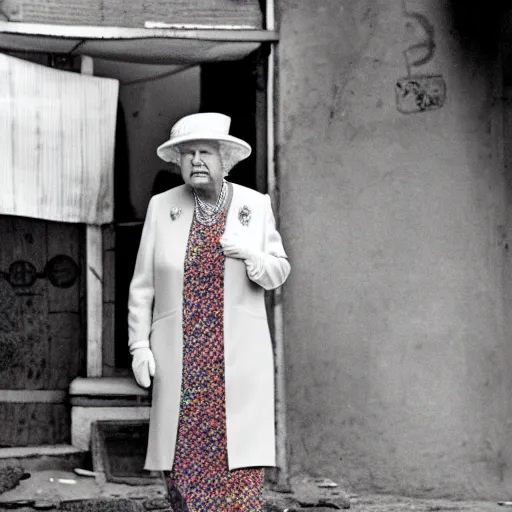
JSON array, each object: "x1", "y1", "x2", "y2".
[{"x1": 2, "y1": 0, "x2": 512, "y2": 501}]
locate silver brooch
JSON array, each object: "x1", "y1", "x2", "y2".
[
  {"x1": 238, "y1": 205, "x2": 251, "y2": 227},
  {"x1": 170, "y1": 207, "x2": 182, "y2": 221}
]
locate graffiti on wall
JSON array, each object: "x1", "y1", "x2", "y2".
[{"x1": 396, "y1": 0, "x2": 446, "y2": 114}]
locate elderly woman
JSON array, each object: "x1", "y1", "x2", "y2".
[{"x1": 128, "y1": 112, "x2": 291, "y2": 511}]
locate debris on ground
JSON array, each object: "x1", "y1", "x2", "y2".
[
  {"x1": 59, "y1": 498, "x2": 145, "y2": 512},
  {"x1": 0, "y1": 462, "x2": 26, "y2": 495},
  {"x1": 74, "y1": 469, "x2": 96, "y2": 478},
  {"x1": 143, "y1": 497, "x2": 171, "y2": 510},
  {"x1": 32, "y1": 501, "x2": 55, "y2": 510},
  {"x1": 0, "y1": 499, "x2": 35, "y2": 509},
  {"x1": 315, "y1": 478, "x2": 339, "y2": 489},
  {"x1": 0, "y1": 469, "x2": 508, "y2": 511},
  {"x1": 264, "y1": 475, "x2": 351, "y2": 510}
]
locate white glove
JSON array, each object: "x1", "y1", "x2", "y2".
[
  {"x1": 221, "y1": 232, "x2": 264, "y2": 278},
  {"x1": 220, "y1": 232, "x2": 255, "y2": 260},
  {"x1": 131, "y1": 347, "x2": 156, "y2": 388},
  {"x1": 220, "y1": 232, "x2": 261, "y2": 260}
]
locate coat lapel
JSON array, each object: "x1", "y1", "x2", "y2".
[{"x1": 164, "y1": 185, "x2": 195, "y2": 267}]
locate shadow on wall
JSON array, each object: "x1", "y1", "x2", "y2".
[
  {"x1": 152, "y1": 167, "x2": 184, "y2": 195},
  {"x1": 448, "y1": 0, "x2": 511, "y2": 52}
]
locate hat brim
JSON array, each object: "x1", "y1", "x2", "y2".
[{"x1": 156, "y1": 132, "x2": 251, "y2": 170}]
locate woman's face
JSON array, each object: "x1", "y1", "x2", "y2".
[{"x1": 179, "y1": 140, "x2": 224, "y2": 196}]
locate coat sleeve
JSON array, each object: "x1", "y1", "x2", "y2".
[
  {"x1": 128, "y1": 196, "x2": 157, "y2": 353},
  {"x1": 246, "y1": 194, "x2": 291, "y2": 291}
]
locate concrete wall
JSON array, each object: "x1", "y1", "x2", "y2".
[{"x1": 279, "y1": 0, "x2": 512, "y2": 499}]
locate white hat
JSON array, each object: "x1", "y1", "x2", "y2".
[{"x1": 156, "y1": 112, "x2": 252, "y2": 171}]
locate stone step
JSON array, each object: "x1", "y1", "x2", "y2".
[{"x1": 0, "y1": 445, "x2": 89, "y2": 472}]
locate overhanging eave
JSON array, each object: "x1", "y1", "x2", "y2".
[{"x1": 0, "y1": 22, "x2": 279, "y2": 64}]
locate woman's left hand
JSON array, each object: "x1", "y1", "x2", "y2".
[
  {"x1": 221, "y1": 228, "x2": 291, "y2": 291},
  {"x1": 220, "y1": 232, "x2": 257, "y2": 261}
]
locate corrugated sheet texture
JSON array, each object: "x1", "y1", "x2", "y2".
[
  {"x1": 0, "y1": 53, "x2": 118, "y2": 225},
  {"x1": 3, "y1": 0, "x2": 263, "y2": 28}
]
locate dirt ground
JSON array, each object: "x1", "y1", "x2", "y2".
[
  {"x1": 265, "y1": 475, "x2": 509, "y2": 512},
  {"x1": 0, "y1": 469, "x2": 510, "y2": 511},
  {"x1": 343, "y1": 494, "x2": 507, "y2": 511},
  {"x1": 0, "y1": 468, "x2": 166, "y2": 510}
]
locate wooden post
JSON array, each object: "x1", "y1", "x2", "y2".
[
  {"x1": 266, "y1": 0, "x2": 290, "y2": 489},
  {"x1": 81, "y1": 55, "x2": 103, "y2": 377}
]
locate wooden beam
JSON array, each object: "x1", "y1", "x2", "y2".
[
  {"x1": 82, "y1": 55, "x2": 103, "y2": 378},
  {"x1": 266, "y1": 0, "x2": 275, "y2": 31},
  {"x1": 266, "y1": 40, "x2": 290, "y2": 490},
  {"x1": 102, "y1": 224, "x2": 116, "y2": 376},
  {"x1": 0, "y1": 22, "x2": 279, "y2": 42},
  {"x1": 86, "y1": 225, "x2": 103, "y2": 377}
]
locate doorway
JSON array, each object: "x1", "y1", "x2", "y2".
[
  {"x1": 94, "y1": 50, "x2": 269, "y2": 374},
  {"x1": 0, "y1": 46, "x2": 275, "y2": 458}
]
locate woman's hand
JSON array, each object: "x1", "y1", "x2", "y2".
[
  {"x1": 131, "y1": 347, "x2": 156, "y2": 388},
  {"x1": 221, "y1": 227, "x2": 290, "y2": 291},
  {"x1": 220, "y1": 232, "x2": 257, "y2": 261},
  {"x1": 221, "y1": 232, "x2": 267, "y2": 283}
]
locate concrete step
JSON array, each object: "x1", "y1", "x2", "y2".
[{"x1": 0, "y1": 445, "x2": 89, "y2": 472}]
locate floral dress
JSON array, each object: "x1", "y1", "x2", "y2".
[{"x1": 168, "y1": 207, "x2": 264, "y2": 511}]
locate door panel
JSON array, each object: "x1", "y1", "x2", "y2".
[
  {"x1": 0, "y1": 216, "x2": 85, "y2": 446},
  {"x1": 0, "y1": 403, "x2": 69, "y2": 447}
]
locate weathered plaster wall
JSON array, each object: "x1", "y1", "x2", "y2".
[{"x1": 279, "y1": 0, "x2": 512, "y2": 499}]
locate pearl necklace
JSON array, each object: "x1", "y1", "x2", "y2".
[{"x1": 193, "y1": 180, "x2": 228, "y2": 225}]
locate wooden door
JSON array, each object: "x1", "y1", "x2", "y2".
[{"x1": 0, "y1": 217, "x2": 85, "y2": 446}]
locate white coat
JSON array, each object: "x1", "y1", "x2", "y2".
[{"x1": 128, "y1": 183, "x2": 290, "y2": 470}]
